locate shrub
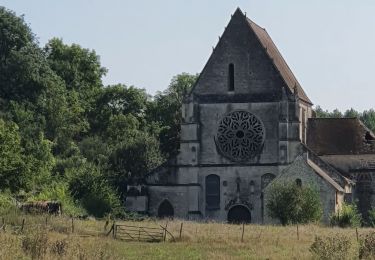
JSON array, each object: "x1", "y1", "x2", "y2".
[
  {"x1": 28, "y1": 181, "x2": 86, "y2": 217},
  {"x1": 330, "y1": 203, "x2": 362, "y2": 228},
  {"x1": 310, "y1": 235, "x2": 352, "y2": 260},
  {"x1": 368, "y1": 208, "x2": 375, "y2": 227},
  {"x1": 0, "y1": 192, "x2": 18, "y2": 215},
  {"x1": 266, "y1": 181, "x2": 322, "y2": 225},
  {"x1": 359, "y1": 232, "x2": 375, "y2": 259}
]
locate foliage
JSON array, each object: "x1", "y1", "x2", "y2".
[
  {"x1": 359, "y1": 231, "x2": 375, "y2": 259},
  {"x1": 147, "y1": 73, "x2": 198, "y2": 158},
  {"x1": 0, "y1": 119, "x2": 24, "y2": 191},
  {"x1": 28, "y1": 182, "x2": 85, "y2": 217},
  {"x1": 0, "y1": 192, "x2": 18, "y2": 215},
  {"x1": 266, "y1": 181, "x2": 322, "y2": 225},
  {"x1": 310, "y1": 235, "x2": 352, "y2": 260},
  {"x1": 107, "y1": 132, "x2": 163, "y2": 194},
  {"x1": 368, "y1": 207, "x2": 375, "y2": 227},
  {"x1": 330, "y1": 202, "x2": 362, "y2": 228},
  {"x1": 314, "y1": 106, "x2": 375, "y2": 132}
]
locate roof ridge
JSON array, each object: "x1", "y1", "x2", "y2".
[{"x1": 246, "y1": 16, "x2": 312, "y2": 104}]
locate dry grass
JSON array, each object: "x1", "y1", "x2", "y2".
[{"x1": 0, "y1": 215, "x2": 371, "y2": 259}]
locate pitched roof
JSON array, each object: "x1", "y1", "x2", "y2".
[
  {"x1": 189, "y1": 8, "x2": 312, "y2": 104},
  {"x1": 306, "y1": 158, "x2": 345, "y2": 192},
  {"x1": 307, "y1": 118, "x2": 375, "y2": 155},
  {"x1": 245, "y1": 13, "x2": 312, "y2": 104}
]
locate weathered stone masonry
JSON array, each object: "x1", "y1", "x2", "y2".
[{"x1": 125, "y1": 8, "x2": 375, "y2": 224}]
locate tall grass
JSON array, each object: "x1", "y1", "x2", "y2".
[{"x1": 0, "y1": 215, "x2": 373, "y2": 259}]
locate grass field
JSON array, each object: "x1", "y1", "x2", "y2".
[{"x1": 0, "y1": 214, "x2": 371, "y2": 259}]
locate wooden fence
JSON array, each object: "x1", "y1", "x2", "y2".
[{"x1": 106, "y1": 223, "x2": 175, "y2": 242}]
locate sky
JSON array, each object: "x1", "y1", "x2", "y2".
[{"x1": 1, "y1": 0, "x2": 375, "y2": 111}]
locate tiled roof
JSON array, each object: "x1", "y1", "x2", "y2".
[
  {"x1": 307, "y1": 118, "x2": 375, "y2": 155},
  {"x1": 246, "y1": 15, "x2": 312, "y2": 104}
]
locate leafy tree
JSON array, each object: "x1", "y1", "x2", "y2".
[
  {"x1": 266, "y1": 181, "x2": 322, "y2": 225},
  {"x1": 91, "y1": 84, "x2": 149, "y2": 135},
  {"x1": 147, "y1": 73, "x2": 198, "y2": 158},
  {"x1": 361, "y1": 109, "x2": 375, "y2": 132},
  {"x1": 0, "y1": 119, "x2": 23, "y2": 191},
  {"x1": 344, "y1": 108, "x2": 360, "y2": 118},
  {"x1": 314, "y1": 106, "x2": 330, "y2": 118},
  {"x1": 0, "y1": 7, "x2": 34, "y2": 63},
  {"x1": 107, "y1": 132, "x2": 163, "y2": 197},
  {"x1": 330, "y1": 109, "x2": 343, "y2": 118}
]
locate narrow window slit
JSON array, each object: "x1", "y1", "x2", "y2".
[{"x1": 228, "y1": 63, "x2": 234, "y2": 91}]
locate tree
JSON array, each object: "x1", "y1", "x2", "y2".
[
  {"x1": 0, "y1": 119, "x2": 23, "y2": 191},
  {"x1": 314, "y1": 106, "x2": 330, "y2": 118},
  {"x1": 266, "y1": 181, "x2": 322, "y2": 225},
  {"x1": 91, "y1": 84, "x2": 149, "y2": 135},
  {"x1": 344, "y1": 108, "x2": 360, "y2": 118},
  {"x1": 107, "y1": 132, "x2": 163, "y2": 198},
  {"x1": 361, "y1": 109, "x2": 375, "y2": 133},
  {"x1": 147, "y1": 73, "x2": 198, "y2": 158}
]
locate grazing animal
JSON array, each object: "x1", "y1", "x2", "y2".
[{"x1": 20, "y1": 201, "x2": 62, "y2": 215}]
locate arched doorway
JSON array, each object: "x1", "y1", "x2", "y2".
[
  {"x1": 157, "y1": 200, "x2": 174, "y2": 218},
  {"x1": 227, "y1": 205, "x2": 251, "y2": 224}
]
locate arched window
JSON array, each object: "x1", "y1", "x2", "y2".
[
  {"x1": 206, "y1": 174, "x2": 220, "y2": 209},
  {"x1": 228, "y1": 63, "x2": 234, "y2": 91},
  {"x1": 296, "y1": 178, "x2": 302, "y2": 187}
]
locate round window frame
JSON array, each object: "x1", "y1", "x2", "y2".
[{"x1": 214, "y1": 110, "x2": 265, "y2": 162}]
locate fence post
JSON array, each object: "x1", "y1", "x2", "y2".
[
  {"x1": 297, "y1": 224, "x2": 299, "y2": 240},
  {"x1": 112, "y1": 221, "x2": 116, "y2": 238},
  {"x1": 2, "y1": 217, "x2": 5, "y2": 231},
  {"x1": 179, "y1": 222, "x2": 183, "y2": 239},
  {"x1": 104, "y1": 219, "x2": 109, "y2": 231},
  {"x1": 71, "y1": 218, "x2": 74, "y2": 233},
  {"x1": 45, "y1": 216, "x2": 48, "y2": 226},
  {"x1": 241, "y1": 223, "x2": 245, "y2": 242},
  {"x1": 356, "y1": 228, "x2": 359, "y2": 242},
  {"x1": 21, "y1": 219, "x2": 25, "y2": 232},
  {"x1": 163, "y1": 222, "x2": 168, "y2": 242}
]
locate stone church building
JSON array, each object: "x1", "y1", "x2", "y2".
[{"x1": 126, "y1": 8, "x2": 375, "y2": 224}]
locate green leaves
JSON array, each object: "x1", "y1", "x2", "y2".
[
  {"x1": 0, "y1": 119, "x2": 23, "y2": 191},
  {"x1": 0, "y1": 6, "x2": 200, "y2": 217},
  {"x1": 266, "y1": 181, "x2": 322, "y2": 225}
]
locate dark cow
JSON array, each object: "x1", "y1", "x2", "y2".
[{"x1": 20, "y1": 201, "x2": 62, "y2": 215}]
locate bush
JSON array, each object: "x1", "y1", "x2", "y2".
[
  {"x1": 0, "y1": 192, "x2": 18, "y2": 215},
  {"x1": 310, "y1": 235, "x2": 352, "y2": 260},
  {"x1": 266, "y1": 181, "x2": 322, "y2": 225},
  {"x1": 368, "y1": 208, "x2": 375, "y2": 227},
  {"x1": 330, "y1": 203, "x2": 362, "y2": 228},
  {"x1": 28, "y1": 181, "x2": 86, "y2": 217}
]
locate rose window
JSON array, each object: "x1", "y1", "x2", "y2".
[{"x1": 215, "y1": 110, "x2": 265, "y2": 162}]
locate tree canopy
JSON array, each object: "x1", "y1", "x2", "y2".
[{"x1": 0, "y1": 6, "x2": 373, "y2": 219}]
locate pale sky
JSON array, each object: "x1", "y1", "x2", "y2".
[{"x1": 1, "y1": 0, "x2": 375, "y2": 111}]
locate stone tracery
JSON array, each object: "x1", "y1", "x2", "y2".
[{"x1": 216, "y1": 110, "x2": 265, "y2": 161}]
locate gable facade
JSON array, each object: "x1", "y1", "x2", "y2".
[{"x1": 124, "y1": 8, "x2": 371, "y2": 224}]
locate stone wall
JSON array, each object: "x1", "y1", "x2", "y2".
[{"x1": 263, "y1": 155, "x2": 340, "y2": 224}]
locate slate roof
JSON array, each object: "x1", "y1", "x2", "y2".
[
  {"x1": 244, "y1": 10, "x2": 312, "y2": 104},
  {"x1": 307, "y1": 118, "x2": 375, "y2": 155}
]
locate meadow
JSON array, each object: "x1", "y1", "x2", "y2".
[{"x1": 0, "y1": 214, "x2": 372, "y2": 260}]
